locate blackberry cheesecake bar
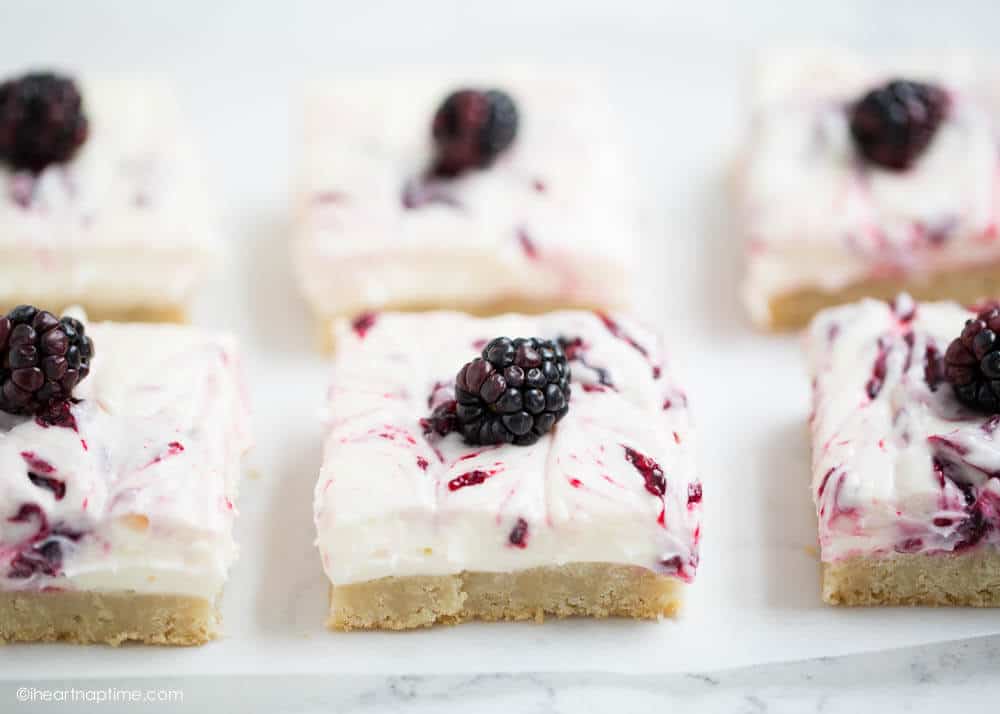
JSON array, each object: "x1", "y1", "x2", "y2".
[
  {"x1": 0, "y1": 306, "x2": 251, "y2": 644},
  {"x1": 740, "y1": 51, "x2": 1000, "y2": 329},
  {"x1": 314, "y1": 311, "x2": 700, "y2": 630},
  {"x1": 0, "y1": 72, "x2": 219, "y2": 322},
  {"x1": 292, "y1": 73, "x2": 639, "y2": 348},
  {"x1": 808, "y1": 295, "x2": 1000, "y2": 606}
]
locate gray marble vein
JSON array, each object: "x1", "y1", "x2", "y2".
[{"x1": 5, "y1": 635, "x2": 1000, "y2": 713}]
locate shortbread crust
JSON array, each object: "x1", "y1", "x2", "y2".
[
  {"x1": 328, "y1": 563, "x2": 681, "y2": 631},
  {"x1": 822, "y1": 549, "x2": 1000, "y2": 607},
  {"x1": 766, "y1": 262, "x2": 1000, "y2": 330},
  {"x1": 0, "y1": 303, "x2": 187, "y2": 326},
  {"x1": 0, "y1": 590, "x2": 219, "y2": 646}
]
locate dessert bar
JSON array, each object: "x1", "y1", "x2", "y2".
[
  {"x1": 807, "y1": 295, "x2": 1000, "y2": 606},
  {"x1": 0, "y1": 72, "x2": 219, "y2": 322},
  {"x1": 292, "y1": 73, "x2": 639, "y2": 348},
  {"x1": 0, "y1": 307, "x2": 251, "y2": 644},
  {"x1": 740, "y1": 51, "x2": 1000, "y2": 329},
  {"x1": 314, "y1": 310, "x2": 701, "y2": 630}
]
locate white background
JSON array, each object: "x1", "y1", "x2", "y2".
[{"x1": 3, "y1": 0, "x2": 1000, "y2": 710}]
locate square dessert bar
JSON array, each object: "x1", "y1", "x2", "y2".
[
  {"x1": 0, "y1": 73, "x2": 219, "y2": 322},
  {"x1": 807, "y1": 296, "x2": 1000, "y2": 606},
  {"x1": 0, "y1": 314, "x2": 251, "y2": 645},
  {"x1": 314, "y1": 311, "x2": 701, "y2": 630},
  {"x1": 292, "y1": 72, "x2": 640, "y2": 345},
  {"x1": 740, "y1": 51, "x2": 1000, "y2": 330}
]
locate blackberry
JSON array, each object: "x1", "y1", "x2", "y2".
[
  {"x1": 0, "y1": 72, "x2": 89, "y2": 172},
  {"x1": 848, "y1": 79, "x2": 949, "y2": 171},
  {"x1": 0, "y1": 306, "x2": 94, "y2": 419},
  {"x1": 454, "y1": 337, "x2": 570, "y2": 446},
  {"x1": 944, "y1": 303, "x2": 1000, "y2": 412},
  {"x1": 431, "y1": 89, "x2": 518, "y2": 177}
]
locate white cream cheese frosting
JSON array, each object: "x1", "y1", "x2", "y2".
[
  {"x1": 292, "y1": 72, "x2": 640, "y2": 319},
  {"x1": 740, "y1": 52, "x2": 1000, "y2": 326},
  {"x1": 0, "y1": 77, "x2": 219, "y2": 311},
  {"x1": 0, "y1": 317, "x2": 251, "y2": 600},
  {"x1": 807, "y1": 296, "x2": 1000, "y2": 562},
  {"x1": 314, "y1": 311, "x2": 700, "y2": 586}
]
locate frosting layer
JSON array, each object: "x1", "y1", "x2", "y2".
[
  {"x1": 807, "y1": 297, "x2": 1000, "y2": 562},
  {"x1": 0, "y1": 78, "x2": 219, "y2": 310},
  {"x1": 292, "y1": 72, "x2": 639, "y2": 318},
  {"x1": 0, "y1": 318, "x2": 251, "y2": 600},
  {"x1": 314, "y1": 311, "x2": 701, "y2": 586}
]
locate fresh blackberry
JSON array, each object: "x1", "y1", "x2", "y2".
[
  {"x1": 431, "y1": 89, "x2": 518, "y2": 177},
  {"x1": 454, "y1": 337, "x2": 570, "y2": 446},
  {"x1": 0, "y1": 72, "x2": 89, "y2": 172},
  {"x1": 0, "y1": 306, "x2": 94, "y2": 419},
  {"x1": 848, "y1": 79, "x2": 949, "y2": 171},
  {"x1": 944, "y1": 303, "x2": 1000, "y2": 412}
]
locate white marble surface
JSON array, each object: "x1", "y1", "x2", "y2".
[{"x1": 3, "y1": 635, "x2": 1000, "y2": 712}]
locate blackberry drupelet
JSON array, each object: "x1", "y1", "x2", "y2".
[
  {"x1": 944, "y1": 303, "x2": 1000, "y2": 412},
  {"x1": 425, "y1": 399, "x2": 458, "y2": 436},
  {"x1": 848, "y1": 79, "x2": 948, "y2": 171},
  {"x1": 0, "y1": 72, "x2": 89, "y2": 172},
  {"x1": 431, "y1": 88, "x2": 518, "y2": 177},
  {"x1": 0, "y1": 306, "x2": 94, "y2": 420},
  {"x1": 455, "y1": 337, "x2": 570, "y2": 446}
]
